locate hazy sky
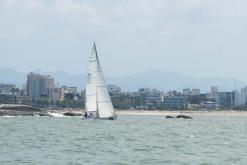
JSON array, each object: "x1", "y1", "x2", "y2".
[{"x1": 1, "y1": 0, "x2": 247, "y2": 81}]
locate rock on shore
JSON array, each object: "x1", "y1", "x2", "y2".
[
  {"x1": 0, "y1": 104, "x2": 51, "y2": 117},
  {"x1": 63, "y1": 112, "x2": 82, "y2": 116}
]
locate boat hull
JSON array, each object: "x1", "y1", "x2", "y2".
[
  {"x1": 81, "y1": 114, "x2": 117, "y2": 120},
  {"x1": 100, "y1": 115, "x2": 117, "y2": 120}
]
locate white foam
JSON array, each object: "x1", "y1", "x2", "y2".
[{"x1": 48, "y1": 112, "x2": 64, "y2": 117}]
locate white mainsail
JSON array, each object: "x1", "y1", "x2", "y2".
[{"x1": 85, "y1": 43, "x2": 116, "y2": 119}]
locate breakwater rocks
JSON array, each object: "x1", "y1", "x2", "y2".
[
  {"x1": 165, "y1": 115, "x2": 175, "y2": 118},
  {"x1": 63, "y1": 112, "x2": 82, "y2": 116},
  {"x1": 0, "y1": 104, "x2": 51, "y2": 117},
  {"x1": 176, "y1": 115, "x2": 193, "y2": 119}
]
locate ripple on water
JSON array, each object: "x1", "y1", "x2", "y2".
[{"x1": 0, "y1": 115, "x2": 247, "y2": 165}]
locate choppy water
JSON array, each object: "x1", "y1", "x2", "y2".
[{"x1": 0, "y1": 115, "x2": 247, "y2": 165}]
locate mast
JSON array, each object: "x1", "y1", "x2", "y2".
[
  {"x1": 94, "y1": 42, "x2": 99, "y2": 118},
  {"x1": 96, "y1": 92, "x2": 100, "y2": 117},
  {"x1": 96, "y1": 68, "x2": 99, "y2": 118}
]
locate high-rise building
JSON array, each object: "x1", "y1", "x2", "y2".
[
  {"x1": 183, "y1": 88, "x2": 191, "y2": 96},
  {"x1": 207, "y1": 86, "x2": 219, "y2": 101},
  {"x1": 26, "y1": 73, "x2": 54, "y2": 99},
  {"x1": 217, "y1": 92, "x2": 236, "y2": 109},
  {"x1": 211, "y1": 86, "x2": 218, "y2": 94},
  {"x1": 235, "y1": 87, "x2": 247, "y2": 106},
  {"x1": 191, "y1": 89, "x2": 200, "y2": 95}
]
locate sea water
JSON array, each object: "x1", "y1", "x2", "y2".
[{"x1": 0, "y1": 115, "x2": 247, "y2": 165}]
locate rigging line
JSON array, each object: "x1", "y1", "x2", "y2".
[{"x1": 89, "y1": 60, "x2": 97, "y2": 62}]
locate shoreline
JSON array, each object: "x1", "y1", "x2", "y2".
[
  {"x1": 49, "y1": 109, "x2": 247, "y2": 117},
  {"x1": 116, "y1": 110, "x2": 247, "y2": 116},
  {"x1": 1, "y1": 106, "x2": 247, "y2": 117}
]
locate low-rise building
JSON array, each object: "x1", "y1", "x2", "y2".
[
  {"x1": 108, "y1": 84, "x2": 121, "y2": 93},
  {"x1": 60, "y1": 86, "x2": 81, "y2": 101},
  {"x1": 200, "y1": 101, "x2": 219, "y2": 110},
  {"x1": 138, "y1": 88, "x2": 162, "y2": 109},
  {"x1": 163, "y1": 93, "x2": 188, "y2": 110},
  {"x1": 188, "y1": 104, "x2": 200, "y2": 110},
  {"x1": 0, "y1": 84, "x2": 16, "y2": 96},
  {"x1": 52, "y1": 87, "x2": 63, "y2": 100}
]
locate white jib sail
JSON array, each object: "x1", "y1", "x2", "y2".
[{"x1": 85, "y1": 44, "x2": 98, "y2": 113}]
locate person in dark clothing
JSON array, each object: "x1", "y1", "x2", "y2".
[{"x1": 84, "y1": 112, "x2": 88, "y2": 118}]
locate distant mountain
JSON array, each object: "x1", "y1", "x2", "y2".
[
  {"x1": 0, "y1": 68, "x2": 26, "y2": 87},
  {"x1": 0, "y1": 68, "x2": 246, "y2": 92},
  {"x1": 108, "y1": 70, "x2": 246, "y2": 92},
  {"x1": 52, "y1": 71, "x2": 85, "y2": 89}
]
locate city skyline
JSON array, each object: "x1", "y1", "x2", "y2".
[
  {"x1": 1, "y1": 0, "x2": 247, "y2": 81},
  {"x1": 1, "y1": 72, "x2": 247, "y2": 111},
  {"x1": 1, "y1": 68, "x2": 246, "y2": 92}
]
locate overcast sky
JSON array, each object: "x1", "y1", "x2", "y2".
[{"x1": 1, "y1": 0, "x2": 247, "y2": 81}]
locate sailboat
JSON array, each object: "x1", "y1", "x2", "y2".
[{"x1": 84, "y1": 43, "x2": 117, "y2": 120}]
